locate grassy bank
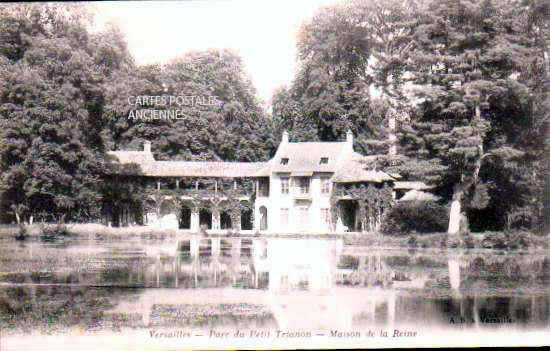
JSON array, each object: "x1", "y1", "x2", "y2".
[
  {"x1": 402, "y1": 231, "x2": 549, "y2": 250},
  {"x1": 0, "y1": 223, "x2": 179, "y2": 240}
]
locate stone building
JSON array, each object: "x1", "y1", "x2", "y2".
[{"x1": 106, "y1": 131, "x2": 412, "y2": 234}]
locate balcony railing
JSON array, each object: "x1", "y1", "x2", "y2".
[{"x1": 292, "y1": 186, "x2": 311, "y2": 200}]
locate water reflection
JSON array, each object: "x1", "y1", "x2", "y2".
[{"x1": 0, "y1": 236, "x2": 548, "y2": 335}]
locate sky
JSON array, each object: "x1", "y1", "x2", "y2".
[{"x1": 93, "y1": 0, "x2": 341, "y2": 104}]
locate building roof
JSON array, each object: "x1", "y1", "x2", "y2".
[
  {"x1": 254, "y1": 163, "x2": 272, "y2": 177},
  {"x1": 393, "y1": 181, "x2": 433, "y2": 190},
  {"x1": 107, "y1": 150, "x2": 155, "y2": 164},
  {"x1": 141, "y1": 161, "x2": 267, "y2": 178},
  {"x1": 270, "y1": 142, "x2": 349, "y2": 174},
  {"x1": 107, "y1": 150, "x2": 266, "y2": 178},
  {"x1": 331, "y1": 153, "x2": 395, "y2": 183},
  {"x1": 107, "y1": 136, "x2": 394, "y2": 183},
  {"x1": 399, "y1": 189, "x2": 440, "y2": 202}
]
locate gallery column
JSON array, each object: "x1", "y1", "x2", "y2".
[
  {"x1": 212, "y1": 211, "x2": 220, "y2": 231},
  {"x1": 190, "y1": 209, "x2": 199, "y2": 232}
]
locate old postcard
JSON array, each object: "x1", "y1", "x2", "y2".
[{"x1": 0, "y1": 0, "x2": 548, "y2": 350}]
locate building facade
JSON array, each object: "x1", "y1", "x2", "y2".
[{"x1": 107, "y1": 131, "x2": 410, "y2": 234}]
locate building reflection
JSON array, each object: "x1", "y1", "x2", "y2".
[
  {"x1": 1, "y1": 237, "x2": 548, "y2": 333},
  {"x1": 125, "y1": 237, "x2": 549, "y2": 331},
  {"x1": 132, "y1": 237, "x2": 408, "y2": 330},
  {"x1": 144, "y1": 237, "x2": 401, "y2": 290}
]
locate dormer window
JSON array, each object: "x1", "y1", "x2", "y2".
[
  {"x1": 281, "y1": 157, "x2": 289, "y2": 165},
  {"x1": 320, "y1": 157, "x2": 329, "y2": 164}
]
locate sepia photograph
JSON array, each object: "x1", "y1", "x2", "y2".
[{"x1": 0, "y1": 0, "x2": 548, "y2": 349}]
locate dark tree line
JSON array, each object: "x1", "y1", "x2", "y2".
[
  {"x1": 0, "y1": 4, "x2": 276, "y2": 224},
  {"x1": 0, "y1": 1, "x2": 547, "y2": 234},
  {"x1": 274, "y1": 0, "x2": 548, "y2": 234}
]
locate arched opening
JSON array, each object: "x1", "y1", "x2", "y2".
[
  {"x1": 179, "y1": 207, "x2": 191, "y2": 229},
  {"x1": 259, "y1": 206, "x2": 268, "y2": 231},
  {"x1": 220, "y1": 211, "x2": 232, "y2": 229},
  {"x1": 240, "y1": 201, "x2": 253, "y2": 230},
  {"x1": 160, "y1": 200, "x2": 173, "y2": 216},
  {"x1": 341, "y1": 200, "x2": 358, "y2": 232},
  {"x1": 199, "y1": 208, "x2": 212, "y2": 229}
]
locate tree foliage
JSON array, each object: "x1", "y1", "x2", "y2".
[
  {"x1": 103, "y1": 49, "x2": 276, "y2": 162},
  {"x1": 272, "y1": 2, "x2": 389, "y2": 153},
  {"x1": 0, "y1": 3, "x2": 123, "y2": 222},
  {"x1": 0, "y1": 1, "x2": 546, "y2": 235},
  {"x1": 380, "y1": 201, "x2": 449, "y2": 235},
  {"x1": 396, "y1": 0, "x2": 548, "y2": 232},
  {"x1": 280, "y1": 0, "x2": 547, "y2": 233},
  {"x1": 0, "y1": 4, "x2": 275, "y2": 224}
]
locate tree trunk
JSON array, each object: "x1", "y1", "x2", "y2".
[
  {"x1": 448, "y1": 187, "x2": 463, "y2": 235},
  {"x1": 448, "y1": 104, "x2": 486, "y2": 235}
]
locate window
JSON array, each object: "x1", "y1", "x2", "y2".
[
  {"x1": 259, "y1": 178, "x2": 269, "y2": 197},
  {"x1": 280, "y1": 177, "x2": 289, "y2": 194},
  {"x1": 321, "y1": 177, "x2": 331, "y2": 194},
  {"x1": 280, "y1": 157, "x2": 289, "y2": 165},
  {"x1": 298, "y1": 177, "x2": 310, "y2": 194},
  {"x1": 321, "y1": 208, "x2": 330, "y2": 226},
  {"x1": 320, "y1": 157, "x2": 329, "y2": 164},
  {"x1": 280, "y1": 208, "x2": 289, "y2": 229},
  {"x1": 259, "y1": 206, "x2": 268, "y2": 231}
]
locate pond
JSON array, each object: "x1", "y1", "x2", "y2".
[{"x1": 0, "y1": 235, "x2": 548, "y2": 349}]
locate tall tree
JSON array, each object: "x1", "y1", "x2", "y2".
[
  {"x1": 0, "y1": 4, "x2": 130, "y2": 222},
  {"x1": 105, "y1": 49, "x2": 276, "y2": 162},
  {"x1": 274, "y1": 0, "x2": 423, "y2": 154},
  {"x1": 101, "y1": 62, "x2": 166, "y2": 152},
  {"x1": 162, "y1": 49, "x2": 275, "y2": 162},
  {"x1": 271, "y1": 86, "x2": 317, "y2": 142},
  {"x1": 398, "y1": 0, "x2": 548, "y2": 233},
  {"x1": 274, "y1": 2, "x2": 386, "y2": 152}
]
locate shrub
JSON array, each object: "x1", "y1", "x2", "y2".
[
  {"x1": 381, "y1": 201, "x2": 448, "y2": 235},
  {"x1": 39, "y1": 215, "x2": 71, "y2": 240},
  {"x1": 481, "y1": 230, "x2": 534, "y2": 250},
  {"x1": 481, "y1": 232, "x2": 508, "y2": 249},
  {"x1": 507, "y1": 230, "x2": 531, "y2": 249},
  {"x1": 40, "y1": 222, "x2": 70, "y2": 239}
]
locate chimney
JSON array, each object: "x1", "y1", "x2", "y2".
[
  {"x1": 346, "y1": 130, "x2": 354, "y2": 149},
  {"x1": 282, "y1": 130, "x2": 289, "y2": 144},
  {"x1": 144, "y1": 141, "x2": 151, "y2": 153}
]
